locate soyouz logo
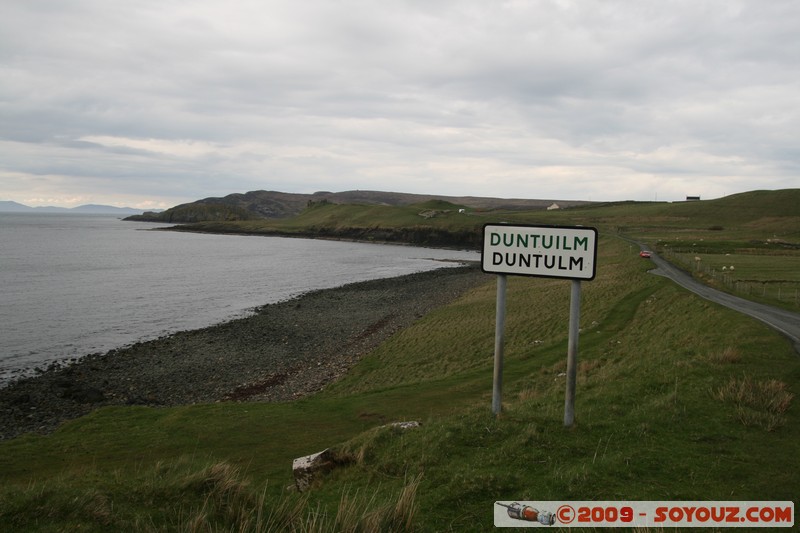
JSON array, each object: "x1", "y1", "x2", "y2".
[{"x1": 494, "y1": 501, "x2": 794, "y2": 528}]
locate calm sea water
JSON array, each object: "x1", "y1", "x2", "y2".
[{"x1": 0, "y1": 214, "x2": 478, "y2": 385}]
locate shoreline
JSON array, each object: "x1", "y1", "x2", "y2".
[
  {"x1": 0, "y1": 264, "x2": 488, "y2": 441},
  {"x1": 158, "y1": 223, "x2": 484, "y2": 250}
]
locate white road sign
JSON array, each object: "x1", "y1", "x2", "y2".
[{"x1": 482, "y1": 223, "x2": 598, "y2": 280}]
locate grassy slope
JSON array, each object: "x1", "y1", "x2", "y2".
[
  {"x1": 219, "y1": 189, "x2": 800, "y2": 249},
  {"x1": 173, "y1": 200, "x2": 483, "y2": 234},
  {"x1": 1, "y1": 192, "x2": 798, "y2": 531}
]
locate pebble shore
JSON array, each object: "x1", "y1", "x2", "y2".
[{"x1": 0, "y1": 264, "x2": 487, "y2": 440}]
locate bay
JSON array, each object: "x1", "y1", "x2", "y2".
[{"x1": 0, "y1": 213, "x2": 478, "y2": 385}]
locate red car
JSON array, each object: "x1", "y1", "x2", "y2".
[{"x1": 639, "y1": 250, "x2": 652, "y2": 258}]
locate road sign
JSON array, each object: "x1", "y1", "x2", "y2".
[
  {"x1": 482, "y1": 223, "x2": 599, "y2": 425},
  {"x1": 482, "y1": 223, "x2": 598, "y2": 280}
]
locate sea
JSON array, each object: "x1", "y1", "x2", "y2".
[{"x1": 0, "y1": 213, "x2": 479, "y2": 386}]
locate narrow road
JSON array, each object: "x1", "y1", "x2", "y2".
[{"x1": 635, "y1": 244, "x2": 800, "y2": 354}]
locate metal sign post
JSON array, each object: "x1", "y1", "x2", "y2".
[
  {"x1": 482, "y1": 224, "x2": 597, "y2": 425},
  {"x1": 563, "y1": 279, "x2": 581, "y2": 427},
  {"x1": 492, "y1": 274, "x2": 507, "y2": 416}
]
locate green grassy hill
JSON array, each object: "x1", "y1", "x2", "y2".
[
  {"x1": 172, "y1": 188, "x2": 799, "y2": 238},
  {"x1": 548, "y1": 188, "x2": 800, "y2": 236},
  {"x1": 172, "y1": 200, "x2": 488, "y2": 248},
  {"x1": 127, "y1": 189, "x2": 592, "y2": 223},
  {"x1": 1, "y1": 190, "x2": 798, "y2": 531}
]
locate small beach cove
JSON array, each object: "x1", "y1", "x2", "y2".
[{"x1": 0, "y1": 264, "x2": 488, "y2": 440}]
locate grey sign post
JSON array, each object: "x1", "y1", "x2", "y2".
[
  {"x1": 481, "y1": 223, "x2": 598, "y2": 426},
  {"x1": 491, "y1": 274, "x2": 507, "y2": 416},
  {"x1": 564, "y1": 279, "x2": 582, "y2": 427}
]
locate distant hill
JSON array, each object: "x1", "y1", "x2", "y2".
[
  {"x1": 0, "y1": 201, "x2": 33, "y2": 212},
  {"x1": 125, "y1": 190, "x2": 592, "y2": 223},
  {"x1": 0, "y1": 201, "x2": 159, "y2": 215}
]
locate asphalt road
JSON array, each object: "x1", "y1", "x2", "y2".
[{"x1": 635, "y1": 245, "x2": 800, "y2": 354}]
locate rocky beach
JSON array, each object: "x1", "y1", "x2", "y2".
[{"x1": 0, "y1": 264, "x2": 488, "y2": 441}]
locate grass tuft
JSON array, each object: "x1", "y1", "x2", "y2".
[
  {"x1": 708, "y1": 346, "x2": 743, "y2": 364},
  {"x1": 714, "y1": 376, "x2": 794, "y2": 431}
]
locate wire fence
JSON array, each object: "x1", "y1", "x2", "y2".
[{"x1": 659, "y1": 249, "x2": 800, "y2": 308}]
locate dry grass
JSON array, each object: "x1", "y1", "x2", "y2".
[
  {"x1": 518, "y1": 381, "x2": 550, "y2": 401},
  {"x1": 714, "y1": 376, "x2": 794, "y2": 431},
  {"x1": 300, "y1": 473, "x2": 421, "y2": 533},
  {"x1": 175, "y1": 462, "x2": 421, "y2": 533},
  {"x1": 708, "y1": 346, "x2": 743, "y2": 364},
  {"x1": 578, "y1": 358, "x2": 605, "y2": 376}
]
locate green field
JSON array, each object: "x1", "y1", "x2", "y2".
[{"x1": 1, "y1": 190, "x2": 798, "y2": 531}]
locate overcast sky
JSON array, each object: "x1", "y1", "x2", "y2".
[{"x1": 1, "y1": 0, "x2": 798, "y2": 209}]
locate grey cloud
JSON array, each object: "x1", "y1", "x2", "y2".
[{"x1": 1, "y1": 0, "x2": 798, "y2": 207}]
